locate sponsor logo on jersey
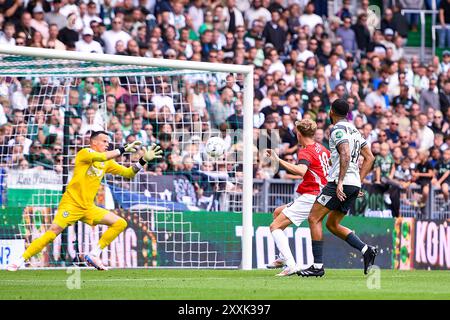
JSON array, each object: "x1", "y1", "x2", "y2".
[
  {"x1": 335, "y1": 131, "x2": 343, "y2": 139},
  {"x1": 87, "y1": 164, "x2": 104, "y2": 177},
  {"x1": 63, "y1": 211, "x2": 69, "y2": 218}
]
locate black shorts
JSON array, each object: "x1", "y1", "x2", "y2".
[
  {"x1": 316, "y1": 182, "x2": 360, "y2": 214},
  {"x1": 416, "y1": 179, "x2": 431, "y2": 188}
]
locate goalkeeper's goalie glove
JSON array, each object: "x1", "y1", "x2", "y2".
[
  {"x1": 118, "y1": 140, "x2": 142, "y2": 155},
  {"x1": 142, "y1": 144, "x2": 163, "y2": 162}
]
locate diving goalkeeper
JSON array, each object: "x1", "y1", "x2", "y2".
[{"x1": 7, "y1": 131, "x2": 162, "y2": 271}]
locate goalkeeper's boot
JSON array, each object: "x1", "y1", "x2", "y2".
[
  {"x1": 363, "y1": 245, "x2": 378, "y2": 275},
  {"x1": 6, "y1": 258, "x2": 24, "y2": 272},
  {"x1": 266, "y1": 256, "x2": 286, "y2": 269},
  {"x1": 6, "y1": 263, "x2": 20, "y2": 272},
  {"x1": 85, "y1": 254, "x2": 108, "y2": 271},
  {"x1": 275, "y1": 265, "x2": 299, "y2": 277},
  {"x1": 297, "y1": 265, "x2": 325, "y2": 277}
]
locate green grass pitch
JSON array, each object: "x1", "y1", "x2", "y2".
[{"x1": 1, "y1": 269, "x2": 449, "y2": 300}]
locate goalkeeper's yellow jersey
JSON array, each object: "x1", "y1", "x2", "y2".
[{"x1": 60, "y1": 148, "x2": 136, "y2": 209}]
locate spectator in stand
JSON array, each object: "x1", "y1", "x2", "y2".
[
  {"x1": 260, "y1": 92, "x2": 286, "y2": 119},
  {"x1": 210, "y1": 87, "x2": 235, "y2": 129},
  {"x1": 44, "y1": 0, "x2": 66, "y2": 30},
  {"x1": 433, "y1": 148, "x2": 450, "y2": 211},
  {"x1": 262, "y1": 10, "x2": 286, "y2": 54},
  {"x1": 57, "y1": 12, "x2": 79, "y2": 46},
  {"x1": 245, "y1": 0, "x2": 271, "y2": 30},
  {"x1": 30, "y1": 4, "x2": 49, "y2": 43},
  {"x1": 299, "y1": 1, "x2": 323, "y2": 35},
  {"x1": 226, "y1": 99, "x2": 244, "y2": 131},
  {"x1": 336, "y1": 16, "x2": 357, "y2": 55},
  {"x1": 400, "y1": 0, "x2": 423, "y2": 32},
  {"x1": 353, "y1": 14, "x2": 371, "y2": 54},
  {"x1": 392, "y1": 157, "x2": 413, "y2": 211},
  {"x1": 418, "y1": 113, "x2": 435, "y2": 151},
  {"x1": 336, "y1": 0, "x2": 352, "y2": 21},
  {"x1": 46, "y1": 24, "x2": 65, "y2": 50},
  {"x1": 11, "y1": 79, "x2": 32, "y2": 111},
  {"x1": 439, "y1": 79, "x2": 450, "y2": 114},
  {"x1": 391, "y1": 4, "x2": 410, "y2": 38},
  {"x1": 431, "y1": 110, "x2": 450, "y2": 135},
  {"x1": 412, "y1": 150, "x2": 434, "y2": 209},
  {"x1": 365, "y1": 81, "x2": 388, "y2": 110},
  {"x1": 438, "y1": 0, "x2": 450, "y2": 49},
  {"x1": 381, "y1": 8, "x2": 396, "y2": 33},
  {"x1": 123, "y1": 117, "x2": 149, "y2": 145},
  {"x1": 75, "y1": 27, "x2": 103, "y2": 53},
  {"x1": 102, "y1": 16, "x2": 131, "y2": 54},
  {"x1": 0, "y1": 21, "x2": 16, "y2": 45},
  {"x1": 419, "y1": 77, "x2": 440, "y2": 112},
  {"x1": 83, "y1": 1, "x2": 102, "y2": 28},
  {"x1": 385, "y1": 116, "x2": 401, "y2": 149},
  {"x1": 16, "y1": 11, "x2": 35, "y2": 45},
  {"x1": 278, "y1": 113, "x2": 297, "y2": 156}
]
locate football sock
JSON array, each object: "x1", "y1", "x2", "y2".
[
  {"x1": 15, "y1": 257, "x2": 25, "y2": 267},
  {"x1": 98, "y1": 218, "x2": 127, "y2": 249},
  {"x1": 271, "y1": 229, "x2": 296, "y2": 268},
  {"x1": 312, "y1": 240, "x2": 323, "y2": 269},
  {"x1": 22, "y1": 230, "x2": 57, "y2": 260},
  {"x1": 345, "y1": 232, "x2": 367, "y2": 252},
  {"x1": 89, "y1": 245, "x2": 103, "y2": 257}
]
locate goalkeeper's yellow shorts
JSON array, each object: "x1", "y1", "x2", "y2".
[{"x1": 53, "y1": 201, "x2": 110, "y2": 229}]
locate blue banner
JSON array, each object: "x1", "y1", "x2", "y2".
[{"x1": 107, "y1": 183, "x2": 192, "y2": 212}]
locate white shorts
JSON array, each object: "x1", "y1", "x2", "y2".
[{"x1": 281, "y1": 194, "x2": 316, "y2": 226}]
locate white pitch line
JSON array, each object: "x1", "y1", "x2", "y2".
[{"x1": 0, "y1": 277, "x2": 251, "y2": 283}]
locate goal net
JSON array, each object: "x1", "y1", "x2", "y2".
[{"x1": 0, "y1": 47, "x2": 253, "y2": 269}]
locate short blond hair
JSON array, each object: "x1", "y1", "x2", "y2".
[{"x1": 296, "y1": 119, "x2": 317, "y2": 138}]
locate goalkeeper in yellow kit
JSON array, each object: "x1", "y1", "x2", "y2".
[{"x1": 7, "y1": 131, "x2": 162, "y2": 271}]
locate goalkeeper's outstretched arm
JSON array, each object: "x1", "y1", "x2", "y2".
[
  {"x1": 80, "y1": 140, "x2": 143, "y2": 163},
  {"x1": 107, "y1": 144, "x2": 164, "y2": 179},
  {"x1": 82, "y1": 131, "x2": 144, "y2": 163}
]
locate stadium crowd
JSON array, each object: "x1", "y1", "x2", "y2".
[{"x1": 0, "y1": 0, "x2": 450, "y2": 214}]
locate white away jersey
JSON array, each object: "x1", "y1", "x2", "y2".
[{"x1": 328, "y1": 120, "x2": 367, "y2": 187}]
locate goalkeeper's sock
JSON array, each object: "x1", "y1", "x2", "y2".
[
  {"x1": 271, "y1": 229, "x2": 296, "y2": 269},
  {"x1": 22, "y1": 230, "x2": 57, "y2": 261},
  {"x1": 15, "y1": 257, "x2": 25, "y2": 267},
  {"x1": 89, "y1": 245, "x2": 103, "y2": 257},
  {"x1": 98, "y1": 218, "x2": 127, "y2": 249}
]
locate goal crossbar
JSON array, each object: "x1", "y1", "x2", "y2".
[{"x1": 0, "y1": 45, "x2": 253, "y2": 74}]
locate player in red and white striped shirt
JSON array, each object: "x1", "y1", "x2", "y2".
[{"x1": 265, "y1": 119, "x2": 330, "y2": 276}]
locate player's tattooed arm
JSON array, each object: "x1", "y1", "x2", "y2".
[
  {"x1": 336, "y1": 141, "x2": 350, "y2": 201},
  {"x1": 360, "y1": 145, "x2": 375, "y2": 184}
]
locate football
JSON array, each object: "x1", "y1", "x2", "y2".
[{"x1": 205, "y1": 136, "x2": 226, "y2": 158}]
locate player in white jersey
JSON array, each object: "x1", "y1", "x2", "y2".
[{"x1": 298, "y1": 99, "x2": 377, "y2": 277}]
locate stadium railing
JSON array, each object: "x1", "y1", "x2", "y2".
[
  {"x1": 399, "y1": 184, "x2": 427, "y2": 218},
  {"x1": 430, "y1": 186, "x2": 450, "y2": 220},
  {"x1": 401, "y1": 9, "x2": 439, "y2": 63},
  {"x1": 431, "y1": 24, "x2": 450, "y2": 57}
]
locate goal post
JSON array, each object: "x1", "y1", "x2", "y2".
[{"x1": 0, "y1": 45, "x2": 254, "y2": 270}]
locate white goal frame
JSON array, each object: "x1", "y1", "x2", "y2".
[{"x1": 0, "y1": 45, "x2": 254, "y2": 270}]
